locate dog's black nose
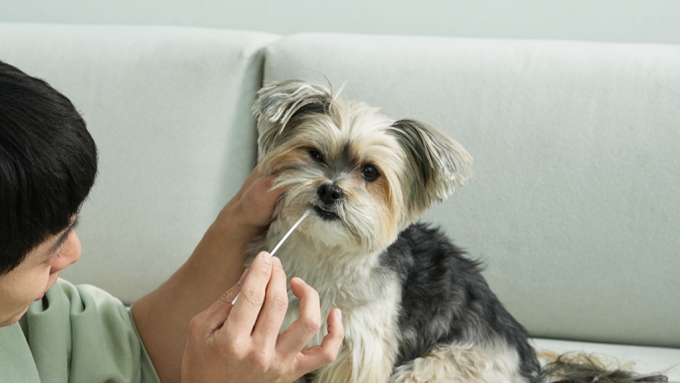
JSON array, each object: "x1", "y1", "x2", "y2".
[{"x1": 317, "y1": 183, "x2": 344, "y2": 205}]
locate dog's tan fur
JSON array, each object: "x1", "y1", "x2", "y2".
[{"x1": 390, "y1": 344, "x2": 525, "y2": 383}]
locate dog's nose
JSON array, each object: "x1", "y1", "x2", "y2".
[{"x1": 317, "y1": 183, "x2": 344, "y2": 205}]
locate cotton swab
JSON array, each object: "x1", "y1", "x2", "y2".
[
  {"x1": 231, "y1": 210, "x2": 311, "y2": 305},
  {"x1": 269, "y1": 210, "x2": 310, "y2": 256}
]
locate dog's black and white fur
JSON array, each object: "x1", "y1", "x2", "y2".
[
  {"x1": 246, "y1": 80, "x2": 667, "y2": 383},
  {"x1": 385, "y1": 224, "x2": 540, "y2": 382}
]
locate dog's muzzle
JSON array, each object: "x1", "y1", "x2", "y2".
[{"x1": 315, "y1": 183, "x2": 343, "y2": 220}]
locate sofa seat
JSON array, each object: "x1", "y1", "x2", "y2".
[{"x1": 532, "y1": 338, "x2": 680, "y2": 381}]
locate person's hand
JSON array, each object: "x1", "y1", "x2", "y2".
[
  {"x1": 220, "y1": 167, "x2": 285, "y2": 233},
  {"x1": 181, "y1": 251, "x2": 344, "y2": 383}
]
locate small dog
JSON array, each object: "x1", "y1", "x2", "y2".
[{"x1": 247, "y1": 80, "x2": 669, "y2": 383}]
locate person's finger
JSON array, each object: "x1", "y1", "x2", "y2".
[
  {"x1": 277, "y1": 277, "x2": 322, "y2": 355},
  {"x1": 227, "y1": 167, "x2": 277, "y2": 212},
  {"x1": 226, "y1": 168, "x2": 259, "y2": 207},
  {"x1": 252, "y1": 171, "x2": 284, "y2": 201},
  {"x1": 188, "y1": 272, "x2": 244, "y2": 336},
  {"x1": 225, "y1": 251, "x2": 274, "y2": 333},
  {"x1": 251, "y1": 256, "x2": 289, "y2": 348},
  {"x1": 230, "y1": 169, "x2": 284, "y2": 229},
  {"x1": 295, "y1": 308, "x2": 345, "y2": 374},
  {"x1": 247, "y1": 174, "x2": 285, "y2": 224}
]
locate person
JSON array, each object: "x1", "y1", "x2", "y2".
[{"x1": 0, "y1": 60, "x2": 344, "y2": 383}]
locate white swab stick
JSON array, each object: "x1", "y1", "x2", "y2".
[
  {"x1": 270, "y1": 210, "x2": 310, "y2": 256},
  {"x1": 231, "y1": 210, "x2": 310, "y2": 305}
]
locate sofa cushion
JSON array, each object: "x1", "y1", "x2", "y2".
[
  {"x1": 0, "y1": 23, "x2": 280, "y2": 304},
  {"x1": 263, "y1": 33, "x2": 680, "y2": 348}
]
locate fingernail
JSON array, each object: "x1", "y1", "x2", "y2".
[
  {"x1": 259, "y1": 251, "x2": 272, "y2": 264},
  {"x1": 272, "y1": 256, "x2": 282, "y2": 267}
]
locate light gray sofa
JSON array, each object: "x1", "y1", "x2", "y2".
[{"x1": 1, "y1": 23, "x2": 678, "y2": 379}]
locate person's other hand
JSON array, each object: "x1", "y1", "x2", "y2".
[
  {"x1": 181, "y1": 251, "x2": 344, "y2": 383},
  {"x1": 221, "y1": 167, "x2": 285, "y2": 233}
]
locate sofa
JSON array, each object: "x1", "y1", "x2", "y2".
[{"x1": 1, "y1": 22, "x2": 678, "y2": 379}]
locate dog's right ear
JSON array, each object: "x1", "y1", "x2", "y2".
[{"x1": 253, "y1": 80, "x2": 333, "y2": 159}]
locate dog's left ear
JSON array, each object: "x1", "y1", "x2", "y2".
[
  {"x1": 389, "y1": 119, "x2": 474, "y2": 215},
  {"x1": 252, "y1": 80, "x2": 333, "y2": 159}
]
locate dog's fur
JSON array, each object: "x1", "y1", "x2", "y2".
[{"x1": 247, "y1": 79, "x2": 670, "y2": 383}]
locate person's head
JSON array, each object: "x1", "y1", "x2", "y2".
[{"x1": 0, "y1": 60, "x2": 97, "y2": 325}]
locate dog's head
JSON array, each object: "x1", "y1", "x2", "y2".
[{"x1": 253, "y1": 80, "x2": 473, "y2": 253}]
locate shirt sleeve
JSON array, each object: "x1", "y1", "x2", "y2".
[{"x1": 20, "y1": 279, "x2": 161, "y2": 383}]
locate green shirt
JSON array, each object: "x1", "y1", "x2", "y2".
[{"x1": 0, "y1": 279, "x2": 161, "y2": 383}]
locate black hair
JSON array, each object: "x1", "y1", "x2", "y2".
[{"x1": 0, "y1": 60, "x2": 98, "y2": 274}]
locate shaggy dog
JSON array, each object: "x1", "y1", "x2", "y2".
[{"x1": 247, "y1": 79, "x2": 669, "y2": 383}]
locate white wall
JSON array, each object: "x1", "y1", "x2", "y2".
[{"x1": 1, "y1": 0, "x2": 679, "y2": 45}]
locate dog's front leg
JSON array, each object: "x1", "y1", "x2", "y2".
[{"x1": 311, "y1": 344, "x2": 393, "y2": 383}]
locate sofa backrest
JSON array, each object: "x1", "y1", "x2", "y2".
[
  {"x1": 263, "y1": 33, "x2": 680, "y2": 348},
  {"x1": 1, "y1": 24, "x2": 678, "y2": 348},
  {"x1": 0, "y1": 23, "x2": 280, "y2": 303}
]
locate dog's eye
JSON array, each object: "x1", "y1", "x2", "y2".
[
  {"x1": 361, "y1": 164, "x2": 380, "y2": 182},
  {"x1": 308, "y1": 149, "x2": 324, "y2": 163}
]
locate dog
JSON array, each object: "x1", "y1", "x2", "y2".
[{"x1": 247, "y1": 79, "x2": 670, "y2": 383}]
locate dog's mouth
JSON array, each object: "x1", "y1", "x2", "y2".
[{"x1": 313, "y1": 205, "x2": 341, "y2": 221}]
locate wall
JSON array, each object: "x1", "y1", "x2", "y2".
[{"x1": 1, "y1": 0, "x2": 679, "y2": 44}]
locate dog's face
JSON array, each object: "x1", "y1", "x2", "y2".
[{"x1": 253, "y1": 80, "x2": 473, "y2": 253}]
